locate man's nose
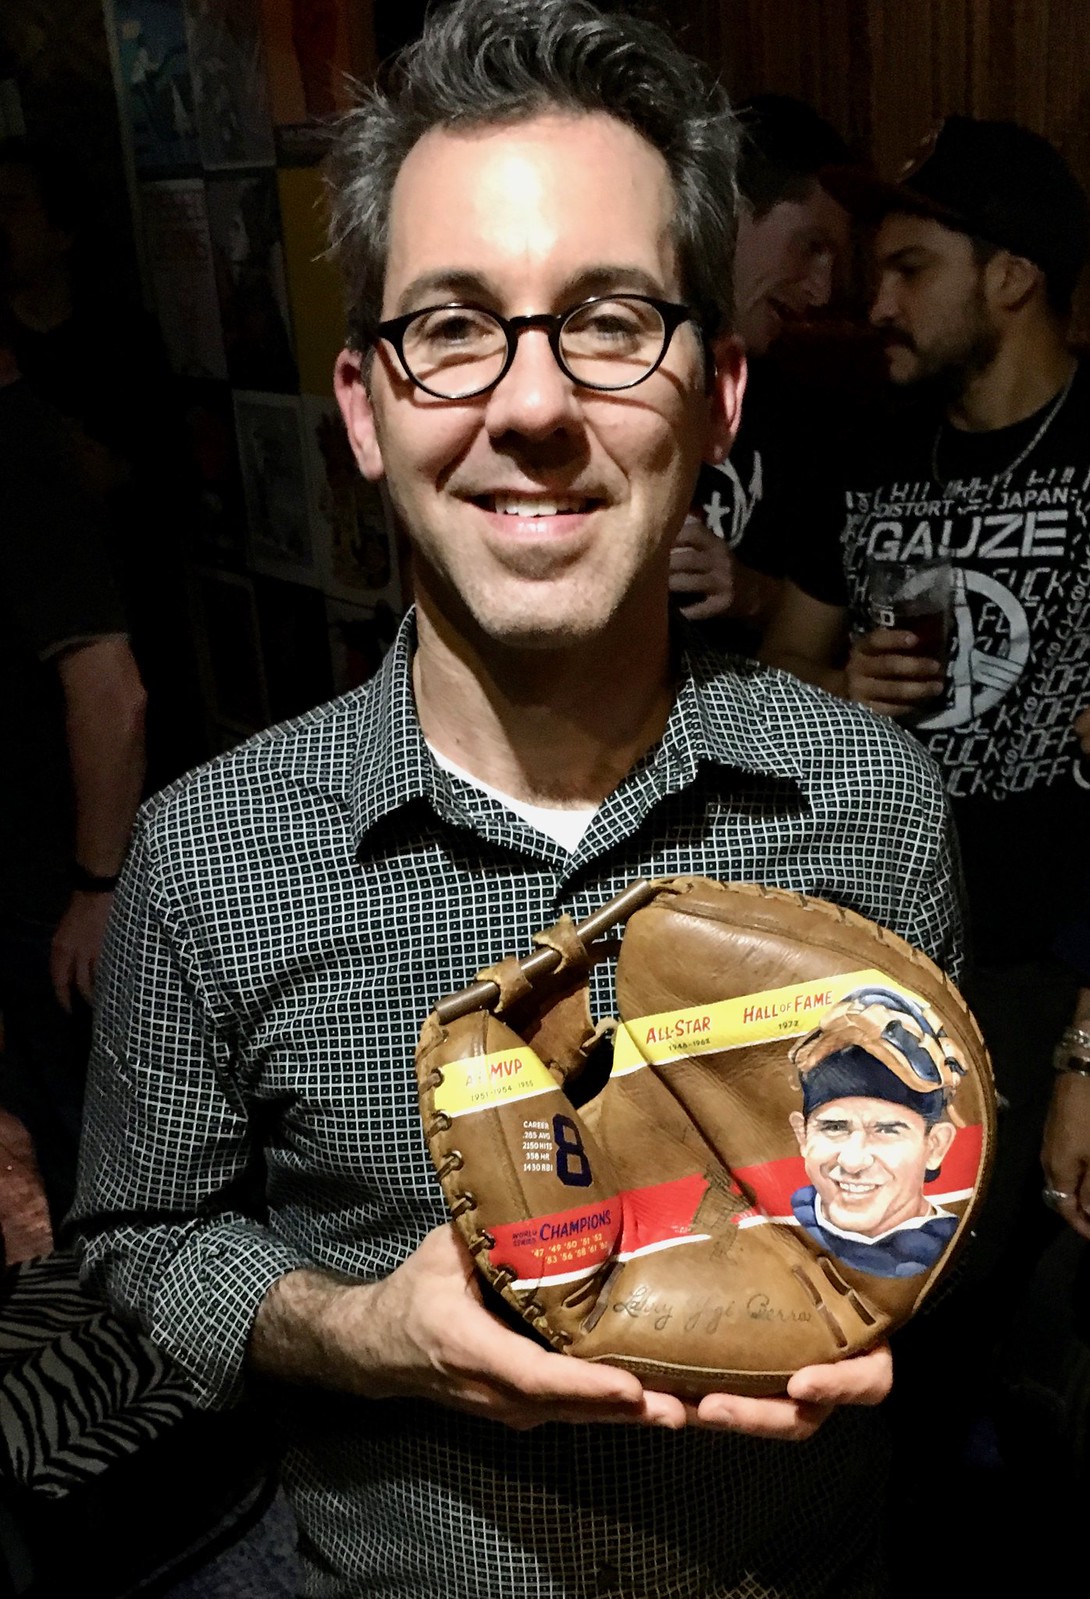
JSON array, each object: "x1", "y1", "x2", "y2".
[
  {"x1": 870, "y1": 277, "x2": 898, "y2": 327},
  {"x1": 804, "y1": 254, "x2": 834, "y2": 309},
  {"x1": 484, "y1": 327, "x2": 582, "y2": 440},
  {"x1": 837, "y1": 1132, "x2": 874, "y2": 1171}
]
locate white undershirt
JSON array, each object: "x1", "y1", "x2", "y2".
[{"x1": 429, "y1": 746, "x2": 598, "y2": 851}]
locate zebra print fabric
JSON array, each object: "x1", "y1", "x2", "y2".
[{"x1": 0, "y1": 1250, "x2": 200, "y2": 1497}]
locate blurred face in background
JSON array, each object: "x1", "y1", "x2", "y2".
[
  {"x1": 870, "y1": 212, "x2": 1000, "y2": 387},
  {"x1": 733, "y1": 179, "x2": 850, "y2": 353}
]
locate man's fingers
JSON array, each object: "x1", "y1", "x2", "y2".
[
  {"x1": 672, "y1": 517, "x2": 714, "y2": 552},
  {"x1": 851, "y1": 672, "x2": 944, "y2": 711},
  {"x1": 857, "y1": 628, "x2": 924, "y2": 654},
  {"x1": 669, "y1": 566, "x2": 715, "y2": 591},
  {"x1": 459, "y1": 1300, "x2": 646, "y2": 1410},
  {"x1": 854, "y1": 654, "x2": 943, "y2": 683},
  {"x1": 691, "y1": 1345, "x2": 891, "y2": 1439},
  {"x1": 1057, "y1": 1196, "x2": 1090, "y2": 1242},
  {"x1": 693, "y1": 1391, "x2": 831, "y2": 1441},
  {"x1": 678, "y1": 595, "x2": 729, "y2": 621},
  {"x1": 786, "y1": 1342, "x2": 893, "y2": 1407}
]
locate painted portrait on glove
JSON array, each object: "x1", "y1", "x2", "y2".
[{"x1": 788, "y1": 987, "x2": 967, "y2": 1278}]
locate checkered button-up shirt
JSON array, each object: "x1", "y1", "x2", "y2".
[{"x1": 74, "y1": 616, "x2": 962, "y2": 1599}]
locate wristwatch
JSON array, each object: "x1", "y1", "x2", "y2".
[{"x1": 70, "y1": 861, "x2": 120, "y2": 894}]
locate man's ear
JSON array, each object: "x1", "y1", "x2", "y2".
[
  {"x1": 334, "y1": 348, "x2": 385, "y2": 482},
  {"x1": 789, "y1": 1110, "x2": 807, "y2": 1151},
  {"x1": 985, "y1": 250, "x2": 1043, "y2": 313},
  {"x1": 925, "y1": 1119, "x2": 957, "y2": 1172},
  {"x1": 704, "y1": 333, "x2": 746, "y2": 467}
]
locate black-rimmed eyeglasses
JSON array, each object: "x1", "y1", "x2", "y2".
[{"x1": 372, "y1": 294, "x2": 701, "y2": 400}]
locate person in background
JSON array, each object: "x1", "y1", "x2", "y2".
[
  {"x1": 0, "y1": 325, "x2": 145, "y2": 1232},
  {"x1": 760, "y1": 118, "x2": 1090, "y2": 1249},
  {"x1": 0, "y1": 137, "x2": 204, "y2": 789},
  {"x1": 72, "y1": 5, "x2": 965, "y2": 1595},
  {"x1": 760, "y1": 121, "x2": 1090, "y2": 1589},
  {"x1": 669, "y1": 94, "x2": 855, "y2": 651}
]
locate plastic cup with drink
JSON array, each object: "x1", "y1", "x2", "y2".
[
  {"x1": 864, "y1": 558, "x2": 954, "y2": 711},
  {"x1": 866, "y1": 558, "x2": 953, "y2": 658}
]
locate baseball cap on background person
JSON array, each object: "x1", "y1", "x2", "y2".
[{"x1": 824, "y1": 115, "x2": 1090, "y2": 308}]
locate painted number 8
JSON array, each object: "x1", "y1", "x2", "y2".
[{"x1": 552, "y1": 1113, "x2": 593, "y2": 1187}]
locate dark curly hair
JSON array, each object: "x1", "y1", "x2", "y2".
[{"x1": 325, "y1": 0, "x2": 739, "y2": 349}]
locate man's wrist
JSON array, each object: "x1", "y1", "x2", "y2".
[
  {"x1": 70, "y1": 861, "x2": 120, "y2": 894},
  {"x1": 250, "y1": 1267, "x2": 386, "y2": 1393}
]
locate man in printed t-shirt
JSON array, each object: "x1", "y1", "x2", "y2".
[
  {"x1": 761, "y1": 117, "x2": 1090, "y2": 1281},
  {"x1": 668, "y1": 96, "x2": 855, "y2": 652}
]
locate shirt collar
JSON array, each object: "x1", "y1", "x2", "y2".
[
  {"x1": 660, "y1": 626, "x2": 806, "y2": 787},
  {"x1": 348, "y1": 611, "x2": 803, "y2": 845}
]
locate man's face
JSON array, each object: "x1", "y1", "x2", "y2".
[
  {"x1": 335, "y1": 113, "x2": 741, "y2": 653},
  {"x1": 790, "y1": 1095, "x2": 955, "y2": 1238},
  {"x1": 870, "y1": 212, "x2": 1001, "y2": 387},
  {"x1": 733, "y1": 181, "x2": 850, "y2": 354}
]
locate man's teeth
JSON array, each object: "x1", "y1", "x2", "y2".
[{"x1": 487, "y1": 496, "x2": 589, "y2": 516}]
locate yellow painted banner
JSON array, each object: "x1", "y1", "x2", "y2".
[
  {"x1": 433, "y1": 1046, "x2": 558, "y2": 1119},
  {"x1": 613, "y1": 967, "x2": 920, "y2": 1074}
]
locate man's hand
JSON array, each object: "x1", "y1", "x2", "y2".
[
  {"x1": 845, "y1": 629, "x2": 944, "y2": 716},
  {"x1": 349, "y1": 1226, "x2": 688, "y2": 1429},
  {"x1": 669, "y1": 517, "x2": 781, "y2": 626},
  {"x1": 670, "y1": 515, "x2": 738, "y2": 620},
  {"x1": 1042, "y1": 1072, "x2": 1090, "y2": 1241},
  {"x1": 1075, "y1": 706, "x2": 1090, "y2": 754},
  {"x1": 693, "y1": 1341, "x2": 892, "y2": 1440},
  {"x1": 50, "y1": 889, "x2": 114, "y2": 1010},
  {"x1": 256, "y1": 1225, "x2": 889, "y2": 1439}
]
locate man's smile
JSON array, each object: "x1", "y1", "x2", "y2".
[{"x1": 471, "y1": 492, "x2": 604, "y2": 516}]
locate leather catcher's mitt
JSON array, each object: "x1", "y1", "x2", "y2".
[{"x1": 417, "y1": 877, "x2": 995, "y2": 1397}]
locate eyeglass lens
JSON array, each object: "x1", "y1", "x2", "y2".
[{"x1": 401, "y1": 297, "x2": 669, "y2": 396}]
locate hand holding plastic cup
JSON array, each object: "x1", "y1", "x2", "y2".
[{"x1": 866, "y1": 559, "x2": 953, "y2": 664}]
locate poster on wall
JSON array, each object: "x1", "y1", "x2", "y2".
[
  {"x1": 181, "y1": 380, "x2": 247, "y2": 567},
  {"x1": 205, "y1": 170, "x2": 297, "y2": 392},
  {"x1": 112, "y1": 0, "x2": 200, "y2": 175},
  {"x1": 183, "y1": 0, "x2": 276, "y2": 170},
  {"x1": 302, "y1": 395, "x2": 402, "y2": 607},
  {"x1": 139, "y1": 179, "x2": 227, "y2": 379},
  {"x1": 258, "y1": 0, "x2": 374, "y2": 163},
  {"x1": 277, "y1": 166, "x2": 344, "y2": 397},
  {"x1": 234, "y1": 390, "x2": 317, "y2": 587}
]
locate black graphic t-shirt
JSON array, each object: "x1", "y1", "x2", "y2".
[
  {"x1": 818, "y1": 362, "x2": 1090, "y2": 962},
  {"x1": 688, "y1": 358, "x2": 846, "y2": 654}
]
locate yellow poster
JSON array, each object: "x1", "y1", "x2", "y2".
[{"x1": 277, "y1": 166, "x2": 346, "y2": 397}]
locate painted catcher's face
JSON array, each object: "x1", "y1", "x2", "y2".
[
  {"x1": 792, "y1": 1095, "x2": 955, "y2": 1238},
  {"x1": 335, "y1": 111, "x2": 741, "y2": 654}
]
